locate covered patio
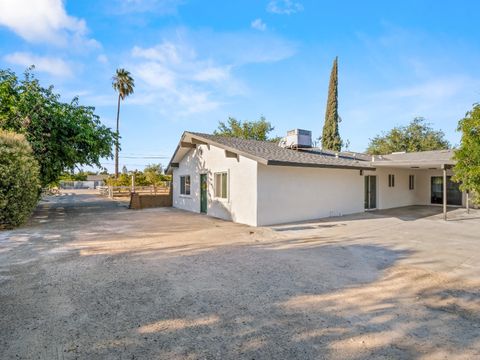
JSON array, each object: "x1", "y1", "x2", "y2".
[{"x1": 367, "y1": 149, "x2": 470, "y2": 220}]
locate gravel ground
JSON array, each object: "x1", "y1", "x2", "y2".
[{"x1": 0, "y1": 190, "x2": 479, "y2": 359}]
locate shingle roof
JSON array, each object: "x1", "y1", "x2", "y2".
[
  {"x1": 300, "y1": 147, "x2": 372, "y2": 161},
  {"x1": 183, "y1": 132, "x2": 373, "y2": 170},
  {"x1": 166, "y1": 131, "x2": 456, "y2": 173},
  {"x1": 373, "y1": 149, "x2": 455, "y2": 164}
]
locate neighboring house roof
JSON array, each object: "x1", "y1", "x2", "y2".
[
  {"x1": 86, "y1": 175, "x2": 108, "y2": 181},
  {"x1": 166, "y1": 131, "x2": 374, "y2": 173}
]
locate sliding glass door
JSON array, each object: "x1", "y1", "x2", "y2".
[{"x1": 431, "y1": 176, "x2": 462, "y2": 206}]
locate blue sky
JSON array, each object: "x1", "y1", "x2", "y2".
[{"x1": 1, "y1": 0, "x2": 479, "y2": 171}]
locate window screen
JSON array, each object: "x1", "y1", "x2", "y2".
[
  {"x1": 388, "y1": 174, "x2": 395, "y2": 187},
  {"x1": 409, "y1": 175, "x2": 415, "y2": 190},
  {"x1": 214, "y1": 172, "x2": 228, "y2": 198},
  {"x1": 180, "y1": 175, "x2": 190, "y2": 195}
]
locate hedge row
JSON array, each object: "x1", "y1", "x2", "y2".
[{"x1": 0, "y1": 130, "x2": 40, "y2": 229}]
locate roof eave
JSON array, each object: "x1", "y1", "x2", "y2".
[
  {"x1": 371, "y1": 160, "x2": 456, "y2": 168},
  {"x1": 167, "y1": 132, "x2": 375, "y2": 172},
  {"x1": 266, "y1": 160, "x2": 374, "y2": 170}
]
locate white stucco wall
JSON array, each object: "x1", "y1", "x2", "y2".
[
  {"x1": 415, "y1": 169, "x2": 464, "y2": 206},
  {"x1": 366, "y1": 167, "x2": 464, "y2": 209},
  {"x1": 173, "y1": 146, "x2": 465, "y2": 227},
  {"x1": 368, "y1": 168, "x2": 421, "y2": 209},
  {"x1": 256, "y1": 165, "x2": 364, "y2": 226},
  {"x1": 172, "y1": 144, "x2": 258, "y2": 226}
]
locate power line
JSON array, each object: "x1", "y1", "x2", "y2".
[
  {"x1": 120, "y1": 156, "x2": 169, "y2": 159},
  {"x1": 120, "y1": 153, "x2": 169, "y2": 156}
]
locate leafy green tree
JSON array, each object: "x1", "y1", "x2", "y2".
[
  {"x1": 144, "y1": 163, "x2": 169, "y2": 184},
  {"x1": 106, "y1": 173, "x2": 131, "y2": 187},
  {"x1": 366, "y1": 117, "x2": 450, "y2": 155},
  {"x1": 0, "y1": 68, "x2": 116, "y2": 186},
  {"x1": 112, "y1": 68, "x2": 135, "y2": 178},
  {"x1": 58, "y1": 172, "x2": 84, "y2": 182},
  {"x1": 58, "y1": 170, "x2": 98, "y2": 181},
  {"x1": 106, "y1": 165, "x2": 170, "y2": 187},
  {"x1": 0, "y1": 130, "x2": 40, "y2": 228},
  {"x1": 214, "y1": 116, "x2": 279, "y2": 142},
  {"x1": 453, "y1": 104, "x2": 480, "y2": 203},
  {"x1": 322, "y1": 56, "x2": 342, "y2": 151}
]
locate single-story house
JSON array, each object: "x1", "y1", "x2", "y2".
[{"x1": 166, "y1": 130, "x2": 466, "y2": 226}]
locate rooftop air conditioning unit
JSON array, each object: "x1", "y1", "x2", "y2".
[{"x1": 280, "y1": 129, "x2": 312, "y2": 148}]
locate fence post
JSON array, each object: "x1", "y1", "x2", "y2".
[{"x1": 131, "y1": 174, "x2": 135, "y2": 194}]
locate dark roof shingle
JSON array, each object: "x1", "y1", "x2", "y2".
[
  {"x1": 186, "y1": 132, "x2": 373, "y2": 170},
  {"x1": 373, "y1": 149, "x2": 455, "y2": 164}
]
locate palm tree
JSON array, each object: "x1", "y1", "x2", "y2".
[{"x1": 112, "y1": 68, "x2": 135, "y2": 178}]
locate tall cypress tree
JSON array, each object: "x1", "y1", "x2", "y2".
[{"x1": 322, "y1": 56, "x2": 342, "y2": 151}]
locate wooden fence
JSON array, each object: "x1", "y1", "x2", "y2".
[{"x1": 98, "y1": 182, "x2": 171, "y2": 198}]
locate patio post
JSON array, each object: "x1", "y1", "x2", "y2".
[
  {"x1": 443, "y1": 165, "x2": 447, "y2": 221},
  {"x1": 466, "y1": 191, "x2": 470, "y2": 214}
]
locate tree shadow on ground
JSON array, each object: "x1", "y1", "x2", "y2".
[{"x1": 1, "y1": 194, "x2": 479, "y2": 359}]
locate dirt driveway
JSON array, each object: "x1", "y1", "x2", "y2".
[{"x1": 1, "y1": 190, "x2": 479, "y2": 359}]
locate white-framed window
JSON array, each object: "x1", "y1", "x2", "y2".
[
  {"x1": 180, "y1": 175, "x2": 191, "y2": 195},
  {"x1": 214, "y1": 172, "x2": 228, "y2": 199},
  {"x1": 388, "y1": 174, "x2": 395, "y2": 187},
  {"x1": 409, "y1": 175, "x2": 415, "y2": 190}
]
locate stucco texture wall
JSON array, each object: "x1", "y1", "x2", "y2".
[
  {"x1": 415, "y1": 169, "x2": 464, "y2": 206},
  {"x1": 172, "y1": 144, "x2": 258, "y2": 226},
  {"x1": 366, "y1": 168, "x2": 463, "y2": 209},
  {"x1": 256, "y1": 165, "x2": 364, "y2": 226},
  {"x1": 368, "y1": 168, "x2": 421, "y2": 209}
]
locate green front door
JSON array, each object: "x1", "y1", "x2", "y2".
[{"x1": 200, "y1": 174, "x2": 207, "y2": 213}]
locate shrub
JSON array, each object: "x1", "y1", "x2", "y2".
[{"x1": 0, "y1": 130, "x2": 40, "y2": 228}]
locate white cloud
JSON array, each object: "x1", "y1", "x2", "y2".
[
  {"x1": 267, "y1": 0, "x2": 303, "y2": 15},
  {"x1": 380, "y1": 78, "x2": 466, "y2": 100},
  {"x1": 128, "y1": 30, "x2": 296, "y2": 115},
  {"x1": 97, "y1": 54, "x2": 109, "y2": 64},
  {"x1": 131, "y1": 41, "x2": 227, "y2": 115},
  {"x1": 113, "y1": 0, "x2": 184, "y2": 14},
  {"x1": 0, "y1": 0, "x2": 98, "y2": 47},
  {"x1": 4, "y1": 52, "x2": 73, "y2": 77},
  {"x1": 134, "y1": 60, "x2": 177, "y2": 89},
  {"x1": 251, "y1": 18, "x2": 267, "y2": 31},
  {"x1": 193, "y1": 66, "x2": 231, "y2": 82},
  {"x1": 132, "y1": 42, "x2": 189, "y2": 64},
  {"x1": 341, "y1": 75, "x2": 480, "y2": 152},
  {"x1": 191, "y1": 30, "x2": 297, "y2": 66}
]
